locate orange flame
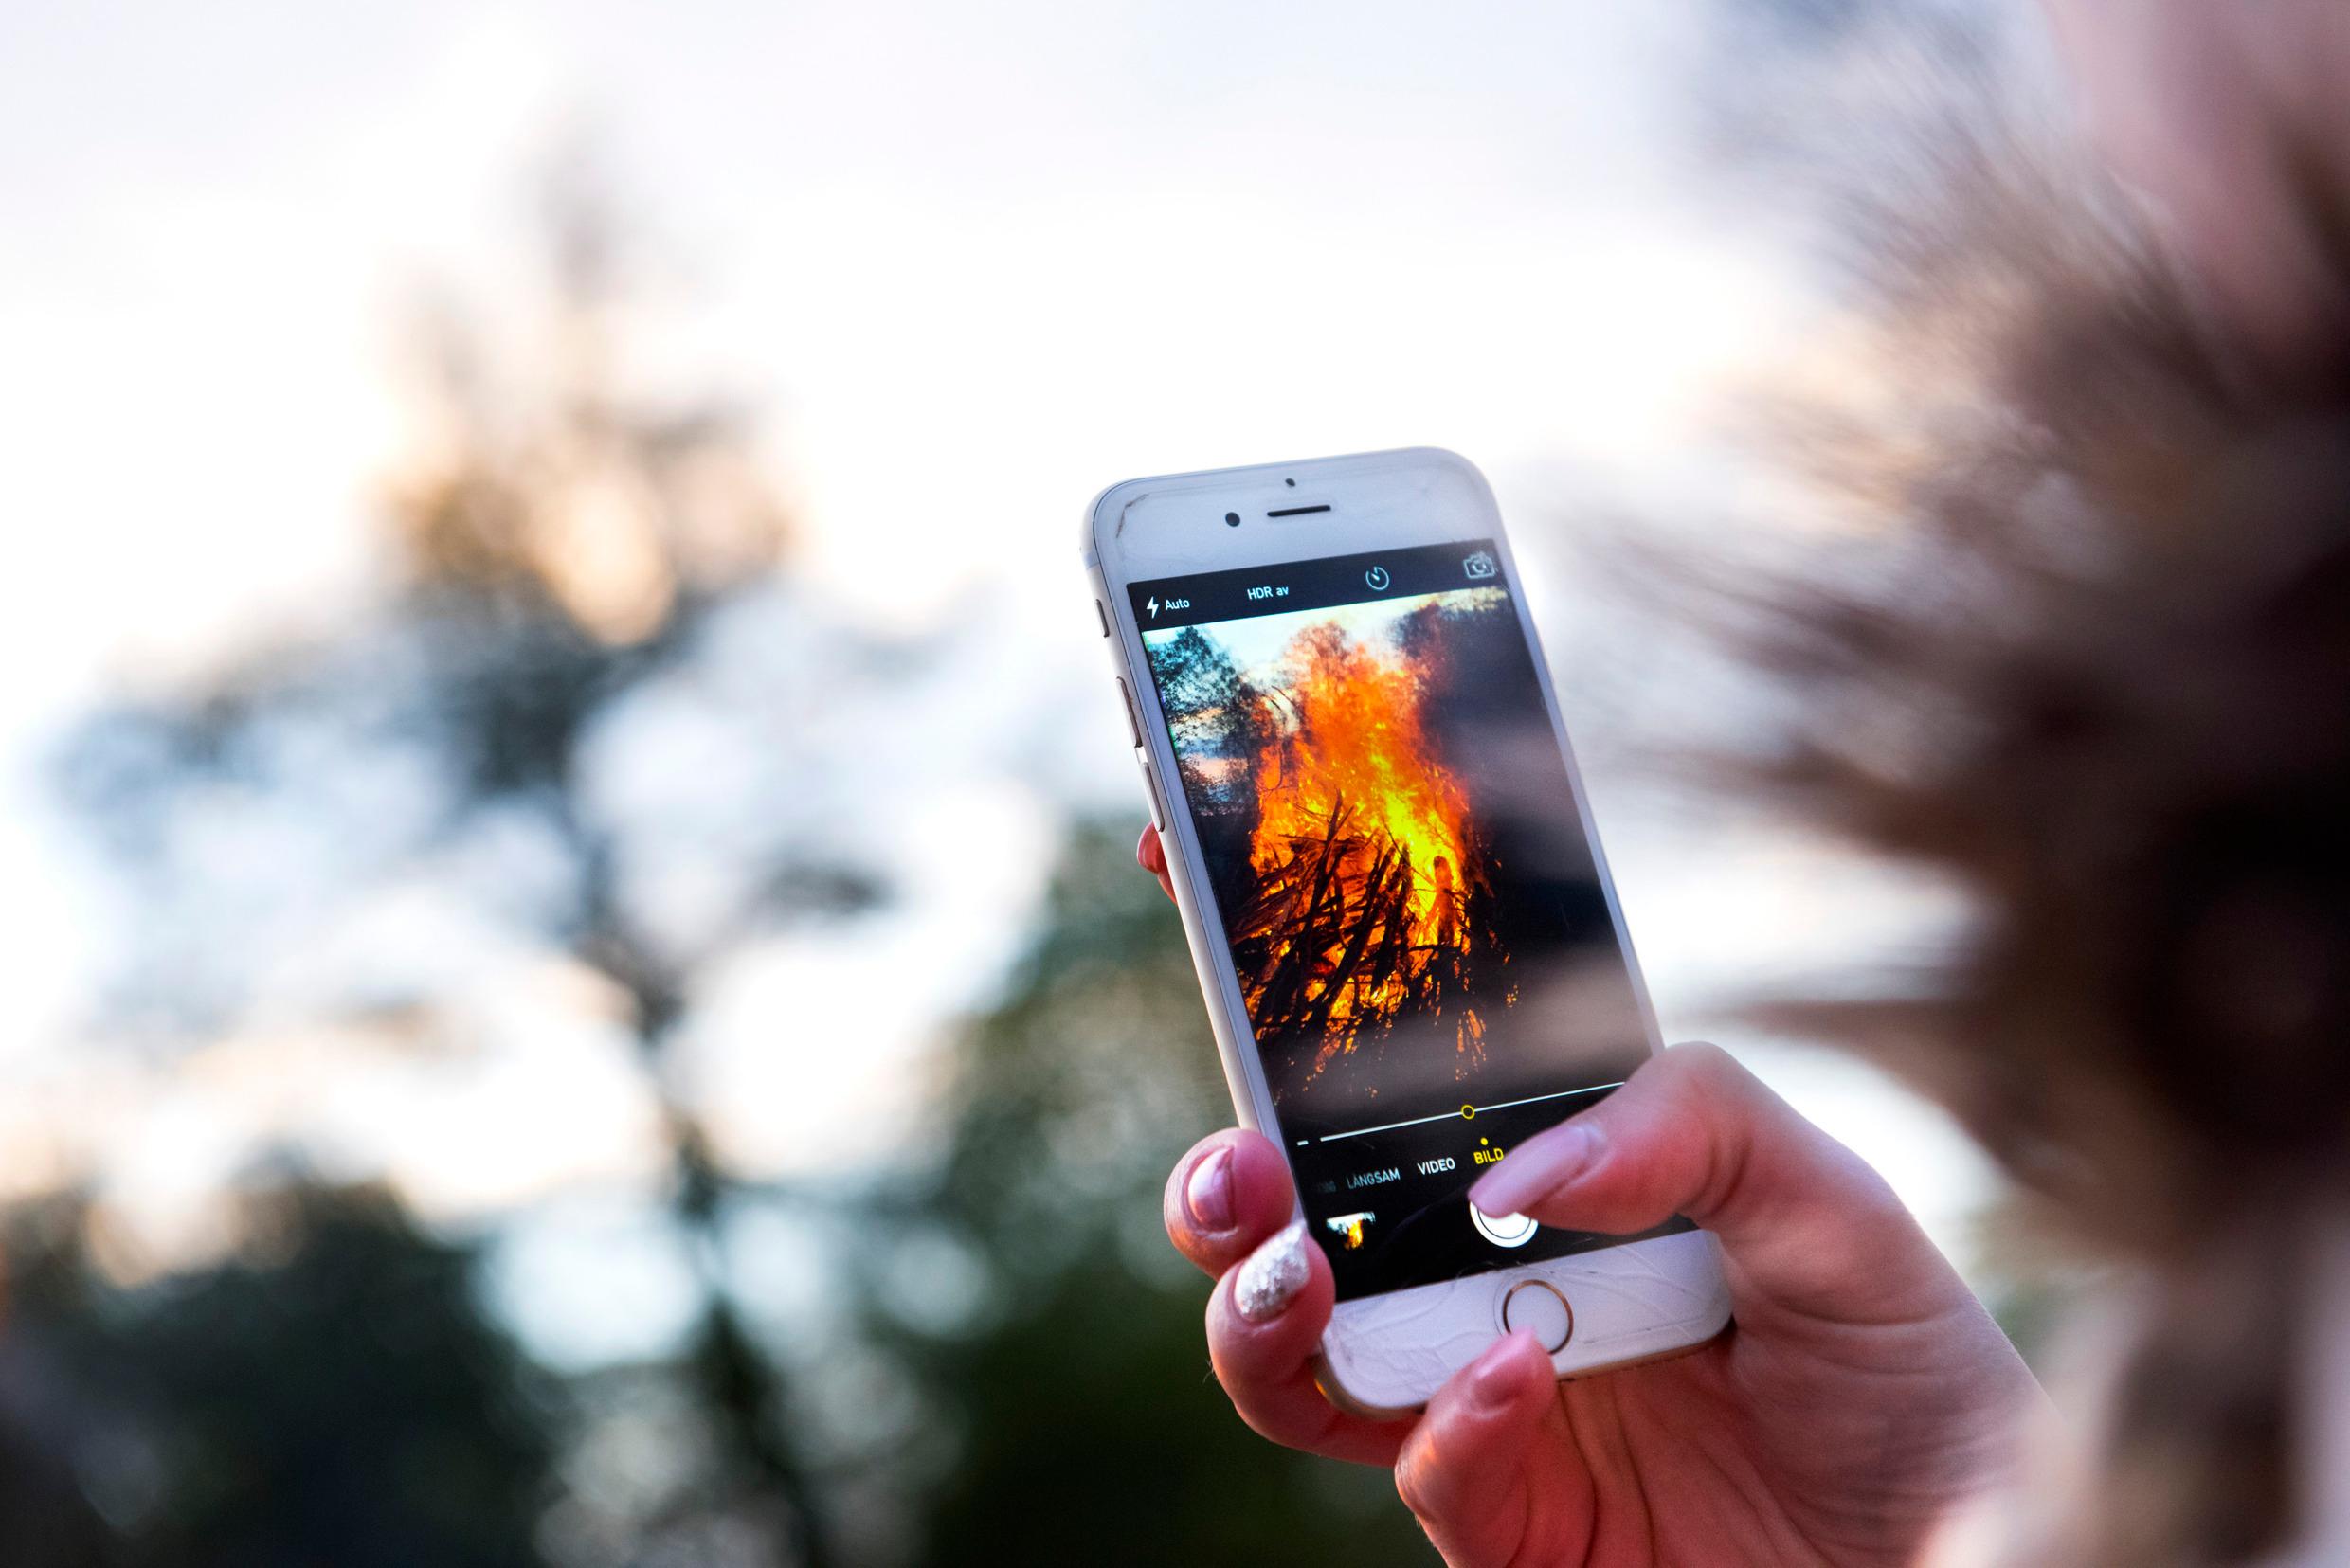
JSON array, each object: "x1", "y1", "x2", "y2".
[{"x1": 1234, "y1": 618, "x2": 1504, "y2": 1076}]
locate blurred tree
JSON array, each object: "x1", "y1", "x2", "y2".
[
  {"x1": 388, "y1": 141, "x2": 791, "y2": 646},
  {"x1": 868, "y1": 822, "x2": 1437, "y2": 1567},
  {"x1": 0, "y1": 1185, "x2": 553, "y2": 1567},
  {"x1": 41, "y1": 145, "x2": 866, "y2": 1565},
  {"x1": 16, "y1": 132, "x2": 1515, "y2": 1568}
]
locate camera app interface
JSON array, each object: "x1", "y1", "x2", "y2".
[{"x1": 1131, "y1": 541, "x2": 1683, "y2": 1300}]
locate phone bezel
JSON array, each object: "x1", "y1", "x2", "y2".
[{"x1": 1084, "y1": 447, "x2": 1730, "y2": 1414}]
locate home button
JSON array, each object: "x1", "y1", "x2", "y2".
[{"x1": 1500, "y1": 1279, "x2": 1575, "y2": 1353}]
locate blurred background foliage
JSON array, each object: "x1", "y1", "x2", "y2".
[
  {"x1": 0, "y1": 3, "x2": 2069, "y2": 1563},
  {"x1": 0, "y1": 165, "x2": 1445, "y2": 1566}
]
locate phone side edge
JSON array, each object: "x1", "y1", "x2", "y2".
[{"x1": 1083, "y1": 494, "x2": 1287, "y2": 1152}]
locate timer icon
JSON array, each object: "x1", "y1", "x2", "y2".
[{"x1": 1365, "y1": 566, "x2": 1391, "y2": 591}]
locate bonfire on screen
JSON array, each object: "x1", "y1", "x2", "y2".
[{"x1": 1142, "y1": 571, "x2": 1648, "y2": 1147}]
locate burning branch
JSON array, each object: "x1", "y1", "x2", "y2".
[{"x1": 1225, "y1": 618, "x2": 1510, "y2": 1083}]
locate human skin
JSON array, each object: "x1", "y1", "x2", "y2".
[
  {"x1": 2044, "y1": 0, "x2": 2350, "y2": 385},
  {"x1": 1141, "y1": 824, "x2": 2040, "y2": 1566},
  {"x1": 1135, "y1": 13, "x2": 2348, "y2": 1554}
]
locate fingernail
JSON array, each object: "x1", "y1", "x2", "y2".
[
  {"x1": 1470, "y1": 1330, "x2": 1543, "y2": 1413},
  {"x1": 1234, "y1": 1219, "x2": 1311, "y2": 1323},
  {"x1": 1185, "y1": 1147, "x2": 1235, "y2": 1233},
  {"x1": 1470, "y1": 1122, "x2": 1600, "y2": 1217}
]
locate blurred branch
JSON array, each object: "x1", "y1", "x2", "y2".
[{"x1": 387, "y1": 139, "x2": 791, "y2": 646}]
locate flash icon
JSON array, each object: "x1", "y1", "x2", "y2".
[{"x1": 1147, "y1": 597, "x2": 1160, "y2": 618}]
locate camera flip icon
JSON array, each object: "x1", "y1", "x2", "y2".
[{"x1": 1462, "y1": 550, "x2": 1497, "y2": 581}]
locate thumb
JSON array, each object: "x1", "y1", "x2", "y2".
[
  {"x1": 1393, "y1": 1330, "x2": 1581, "y2": 1568},
  {"x1": 1468, "y1": 1041, "x2": 1957, "y2": 1325}
]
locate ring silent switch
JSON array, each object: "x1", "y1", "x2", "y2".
[{"x1": 1500, "y1": 1280, "x2": 1575, "y2": 1353}]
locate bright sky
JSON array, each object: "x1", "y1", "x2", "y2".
[{"x1": 0, "y1": 0, "x2": 2004, "y2": 1350}]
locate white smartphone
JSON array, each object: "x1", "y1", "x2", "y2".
[{"x1": 1084, "y1": 447, "x2": 1730, "y2": 1415}]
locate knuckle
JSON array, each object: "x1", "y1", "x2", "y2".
[
  {"x1": 1213, "y1": 1363, "x2": 1317, "y2": 1455},
  {"x1": 1392, "y1": 1441, "x2": 1446, "y2": 1523},
  {"x1": 1234, "y1": 1397, "x2": 1304, "y2": 1451},
  {"x1": 1659, "y1": 1038, "x2": 1737, "y2": 1086},
  {"x1": 1653, "y1": 1040, "x2": 1756, "y2": 1117},
  {"x1": 1392, "y1": 1451, "x2": 1433, "y2": 1519},
  {"x1": 1216, "y1": 1374, "x2": 1284, "y2": 1446}
]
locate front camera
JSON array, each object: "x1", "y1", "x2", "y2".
[{"x1": 1224, "y1": 512, "x2": 1241, "y2": 527}]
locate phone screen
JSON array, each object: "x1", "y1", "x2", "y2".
[{"x1": 1130, "y1": 540, "x2": 1686, "y2": 1300}]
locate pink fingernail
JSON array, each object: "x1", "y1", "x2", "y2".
[
  {"x1": 1469, "y1": 1122, "x2": 1599, "y2": 1217},
  {"x1": 1470, "y1": 1331, "x2": 1542, "y2": 1412},
  {"x1": 1234, "y1": 1220, "x2": 1310, "y2": 1323},
  {"x1": 1185, "y1": 1146, "x2": 1235, "y2": 1233}
]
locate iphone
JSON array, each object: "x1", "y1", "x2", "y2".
[{"x1": 1084, "y1": 448, "x2": 1729, "y2": 1415}]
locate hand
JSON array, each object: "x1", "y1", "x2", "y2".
[
  {"x1": 1145, "y1": 824, "x2": 2041, "y2": 1566},
  {"x1": 2045, "y1": 0, "x2": 2350, "y2": 382}
]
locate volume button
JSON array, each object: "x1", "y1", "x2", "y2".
[
  {"x1": 1134, "y1": 747, "x2": 1168, "y2": 833},
  {"x1": 1113, "y1": 678, "x2": 1145, "y2": 748}
]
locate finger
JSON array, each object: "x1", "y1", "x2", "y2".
[
  {"x1": 1206, "y1": 1218, "x2": 1411, "y2": 1466},
  {"x1": 1395, "y1": 1330, "x2": 1578, "y2": 1566},
  {"x1": 1164, "y1": 1129, "x2": 1296, "y2": 1278},
  {"x1": 1136, "y1": 823, "x2": 1177, "y2": 902},
  {"x1": 1468, "y1": 1040, "x2": 1953, "y2": 1323}
]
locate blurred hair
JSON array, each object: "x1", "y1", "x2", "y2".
[{"x1": 1708, "y1": 42, "x2": 2350, "y2": 1568}]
